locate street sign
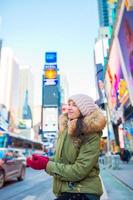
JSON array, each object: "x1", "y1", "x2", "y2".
[
  {"x1": 44, "y1": 79, "x2": 58, "y2": 86},
  {"x1": 45, "y1": 52, "x2": 57, "y2": 63}
]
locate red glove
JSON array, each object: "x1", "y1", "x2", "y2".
[{"x1": 26, "y1": 154, "x2": 49, "y2": 170}]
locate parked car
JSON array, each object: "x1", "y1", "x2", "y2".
[{"x1": 0, "y1": 148, "x2": 26, "y2": 188}]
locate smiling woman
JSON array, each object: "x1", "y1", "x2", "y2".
[{"x1": 27, "y1": 94, "x2": 106, "y2": 200}]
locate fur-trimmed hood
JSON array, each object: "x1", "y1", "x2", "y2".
[{"x1": 59, "y1": 109, "x2": 106, "y2": 136}]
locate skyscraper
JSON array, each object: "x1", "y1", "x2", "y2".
[
  {"x1": 18, "y1": 65, "x2": 34, "y2": 122},
  {"x1": 0, "y1": 40, "x2": 2, "y2": 60},
  {"x1": 0, "y1": 47, "x2": 19, "y2": 111},
  {"x1": 97, "y1": 0, "x2": 118, "y2": 28},
  {"x1": 95, "y1": 0, "x2": 118, "y2": 98},
  {"x1": 60, "y1": 74, "x2": 69, "y2": 104},
  {"x1": 0, "y1": 47, "x2": 20, "y2": 130},
  {"x1": 22, "y1": 90, "x2": 32, "y2": 120},
  {"x1": 98, "y1": 0, "x2": 109, "y2": 27}
]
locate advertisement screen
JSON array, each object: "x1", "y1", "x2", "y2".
[
  {"x1": 45, "y1": 52, "x2": 57, "y2": 63},
  {"x1": 105, "y1": 39, "x2": 129, "y2": 110},
  {"x1": 118, "y1": 7, "x2": 133, "y2": 101},
  {"x1": 43, "y1": 107, "x2": 58, "y2": 132},
  {"x1": 42, "y1": 85, "x2": 59, "y2": 106}
]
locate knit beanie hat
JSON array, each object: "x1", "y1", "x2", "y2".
[{"x1": 68, "y1": 94, "x2": 98, "y2": 117}]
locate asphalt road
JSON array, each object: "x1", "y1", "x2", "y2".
[
  {"x1": 0, "y1": 168, "x2": 55, "y2": 200},
  {"x1": 1, "y1": 167, "x2": 133, "y2": 200}
]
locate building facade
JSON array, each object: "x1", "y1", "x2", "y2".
[
  {"x1": 98, "y1": 0, "x2": 110, "y2": 26},
  {"x1": 104, "y1": 0, "x2": 133, "y2": 152},
  {"x1": 18, "y1": 65, "x2": 34, "y2": 125}
]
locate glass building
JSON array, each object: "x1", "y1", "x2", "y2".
[
  {"x1": 98, "y1": 0, "x2": 109, "y2": 26},
  {"x1": 97, "y1": 0, "x2": 118, "y2": 27}
]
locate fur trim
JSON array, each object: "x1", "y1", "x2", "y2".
[
  {"x1": 59, "y1": 109, "x2": 106, "y2": 135},
  {"x1": 82, "y1": 109, "x2": 106, "y2": 134},
  {"x1": 59, "y1": 114, "x2": 68, "y2": 133}
]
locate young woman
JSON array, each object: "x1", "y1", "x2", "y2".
[{"x1": 27, "y1": 94, "x2": 106, "y2": 200}]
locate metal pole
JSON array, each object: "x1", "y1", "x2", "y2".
[
  {"x1": 41, "y1": 75, "x2": 44, "y2": 138},
  {"x1": 105, "y1": 102, "x2": 111, "y2": 156}
]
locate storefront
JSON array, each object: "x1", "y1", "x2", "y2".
[{"x1": 123, "y1": 106, "x2": 133, "y2": 151}]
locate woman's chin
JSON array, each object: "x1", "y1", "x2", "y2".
[{"x1": 68, "y1": 115, "x2": 74, "y2": 120}]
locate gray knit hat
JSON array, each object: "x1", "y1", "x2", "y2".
[{"x1": 68, "y1": 94, "x2": 98, "y2": 117}]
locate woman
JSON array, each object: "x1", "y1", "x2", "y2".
[{"x1": 27, "y1": 94, "x2": 106, "y2": 200}]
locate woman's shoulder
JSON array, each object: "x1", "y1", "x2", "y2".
[{"x1": 82, "y1": 108, "x2": 106, "y2": 135}]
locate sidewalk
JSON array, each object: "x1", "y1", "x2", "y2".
[
  {"x1": 105, "y1": 161, "x2": 133, "y2": 191},
  {"x1": 100, "y1": 157, "x2": 133, "y2": 199},
  {"x1": 100, "y1": 177, "x2": 110, "y2": 200}
]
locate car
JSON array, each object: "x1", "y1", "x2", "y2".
[
  {"x1": 12, "y1": 148, "x2": 27, "y2": 166},
  {"x1": 0, "y1": 148, "x2": 26, "y2": 188}
]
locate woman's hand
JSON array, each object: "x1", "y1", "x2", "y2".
[{"x1": 26, "y1": 154, "x2": 49, "y2": 170}]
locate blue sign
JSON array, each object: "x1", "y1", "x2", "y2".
[
  {"x1": 44, "y1": 64, "x2": 57, "y2": 71},
  {"x1": 44, "y1": 79, "x2": 58, "y2": 86},
  {"x1": 45, "y1": 52, "x2": 57, "y2": 63}
]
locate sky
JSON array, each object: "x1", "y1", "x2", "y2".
[{"x1": 0, "y1": 0, "x2": 99, "y2": 105}]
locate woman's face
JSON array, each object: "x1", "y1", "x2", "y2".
[{"x1": 68, "y1": 100, "x2": 81, "y2": 120}]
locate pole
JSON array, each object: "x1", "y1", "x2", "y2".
[
  {"x1": 41, "y1": 75, "x2": 44, "y2": 138},
  {"x1": 105, "y1": 102, "x2": 111, "y2": 156}
]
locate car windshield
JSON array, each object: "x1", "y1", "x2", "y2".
[{"x1": 0, "y1": 148, "x2": 14, "y2": 159}]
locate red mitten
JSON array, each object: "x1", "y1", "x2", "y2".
[
  {"x1": 32, "y1": 154, "x2": 49, "y2": 161},
  {"x1": 26, "y1": 157, "x2": 33, "y2": 168},
  {"x1": 26, "y1": 154, "x2": 49, "y2": 170}
]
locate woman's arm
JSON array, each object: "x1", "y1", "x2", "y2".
[{"x1": 46, "y1": 134, "x2": 100, "y2": 182}]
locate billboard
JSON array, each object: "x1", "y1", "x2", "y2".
[
  {"x1": 42, "y1": 84, "x2": 59, "y2": 106},
  {"x1": 44, "y1": 64, "x2": 57, "y2": 70},
  {"x1": 105, "y1": 39, "x2": 129, "y2": 111},
  {"x1": 45, "y1": 52, "x2": 57, "y2": 63},
  {"x1": 44, "y1": 69, "x2": 57, "y2": 79},
  {"x1": 42, "y1": 107, "x2": 58, "y2": 132},
  {"x1": 118, "y1": 6, "x2": 133, "y2": 104}
]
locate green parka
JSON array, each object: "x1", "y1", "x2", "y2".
[{"x1": 46, "y1": 109, "x2": 106, "y2": 197}]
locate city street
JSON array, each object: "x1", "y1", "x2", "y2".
[
  {"x1": 0, "y1": 168, "x2": 55, "y2": 200},
  {"x1": 0, "y1": 165, "x2": 133, "y2": 200},
  {"x1": 0, "y1": 0, "x2": 133, "y2": 200}
]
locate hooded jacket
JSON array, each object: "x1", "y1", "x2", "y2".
[{"x1": 46, "y1": 108, "x2": 106, "y2": 197}]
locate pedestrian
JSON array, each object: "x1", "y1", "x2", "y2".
[
  {"x1": 27, "y1": 94, "x2": 106, "y2": 200},
  {"x1": 120, "y1": 149, "x2": 131, "y2": 163}
]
